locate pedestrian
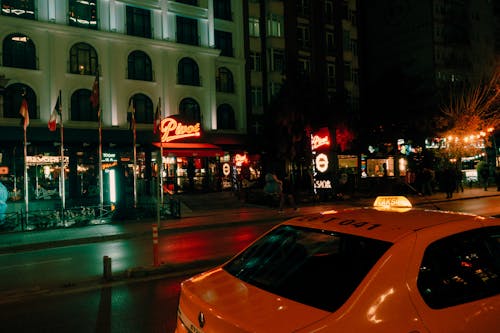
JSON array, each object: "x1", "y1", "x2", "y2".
[
  {"x1": 420, "y1": 168, "x2": 434, "y2": 196},
  {"x1": 0, "y1": 181, "x2": 8, "y2": 224},
  {"x1": 263, "y1": 172, "x2": 282, "y2": 209},
  {"x1": 477, "y1": 161, "x2": 489, "y2": 191},
  {"x1": 455, "y1": 167, "x2": 464, "y2": 193},
  {"x1": 495, "y1": 166, "x2": 500, "y2": 192},
  {"x1": 279, "y1": 174, "x2": 299, "y2": 213},
  {"x1": 441, "y1": 165, "x2": 456, "y2": 199}
]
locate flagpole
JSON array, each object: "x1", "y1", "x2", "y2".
[
  {"x1": 23, "y1": 123, "x2": 28, "y2": 224},
  {"x1": 99, "y1": 105, "x2": 103, "y2": 217},
  {"x1": 133, "y1": 114, "x2": 137, "y2": 208},
  {"x1": 59, "y1": 90, "x2": 66, "y2": 211}
]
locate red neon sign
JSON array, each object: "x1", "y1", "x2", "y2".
[
  {"x1": 160, "y1": 117, "x2": 201, "y2": 143},
  {"x1": 311, "y1": 135, "x2": 330, "y2": 150}
]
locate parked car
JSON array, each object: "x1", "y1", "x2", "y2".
[{"x1": 175, "y1": 196, "x2": 500, "y2": 333}]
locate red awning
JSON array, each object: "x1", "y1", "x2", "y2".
[{"x1": 152, "y1": 142, "x2": 225, "y2": 157}]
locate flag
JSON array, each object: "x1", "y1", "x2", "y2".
[
  {"x1": 48, "y1": 93, "x2": 62, "y2": 132},
  {"x1": 127, "y1": 99, "x2": 136, "y2": 131},
  {"x1": 153, "y1": 98, "x2": 161, "y2": 134},
  {"x1": 90, "y1": 73, "x2": 100, "y2": 116},
  {"x1": 19, "y1": 97, "x2": 29, "y2": 130}
]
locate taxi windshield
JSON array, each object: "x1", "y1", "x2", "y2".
[{"x1": 224, "y1": 225, "x2": 392, "y2": 312}]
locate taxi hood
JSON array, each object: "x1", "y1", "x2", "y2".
[{"x1": 178, "y1": 267, "x2": 329, "y2": 333}]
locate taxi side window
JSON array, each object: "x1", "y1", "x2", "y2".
[{"x1": 417, "y1": 227, "x2": 500, "y2": 309}]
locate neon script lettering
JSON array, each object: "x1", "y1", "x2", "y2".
[
  {"x1": 311, "y1": 135, "x2": 330, "y2": 150},
  {"x1": 160, "y1": 117, "x2": 201, "y2": 142}
]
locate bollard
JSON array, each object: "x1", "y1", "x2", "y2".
[
  {"x1": 152, "y1": 223, "x2": 159, "y2": 267},
  {"x1": 103, "y1": 255, "x2": 112, "y2": 281}
]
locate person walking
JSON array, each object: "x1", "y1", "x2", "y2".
[
  {"x1": 279, "y1": 174, "x2": 299, "y2": 213},
  {"x1": 477, "y1": 161, "x2": 489, "y2": 191},
  {"x1": 441, "y1": 165, "x2": 456, "y2": 199},
  {"x1": 495, "y1": 166, "x2": 500, "y2": 192},
  {"x1": 263, "y1": 172, "x2": 282, "y2": 210}
]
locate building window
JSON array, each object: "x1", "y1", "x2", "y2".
[
  {"x1": 131, "y1": 93, "x2": 153, "y2": 123},
  {"x1": 350, "y1": 39, "x2": 358, "y2": 56},
  {"x1": 298, "y1": 57, "x2": 310, "y2": 75},
  {"x1": 251, "y1": 87, "x2": 262, "y2": 108},
  {"x1": 69, "y1": 42, "x2": 98, "y2": 75},
  {"x1": 297, "y1": 25, "x2": 311, "y2": 49},
  {"x1": 3, "y1": 83, "x2": 37, "y2": 120},
  {"x1": 179, "y1": 98, "x2": 201, "y2": 123},
  {"x1": 71, "y1": 89, "x2": 97, "y2": 121},
  {"x1": 352, "y1": 68, "x2": 358, "y2": 85},
  {"x1": 249, "y1": 17, "x2": 260, "y2": 37},
  {"x1": 217, "y1": 104, "x2": 235, "y2": 130},
  {"x1": 128, "y1": 50, "x2": 153, "y2": 81},
  {"x1": 267, "y1": 14, "x2": 283, "y2": 37},
  {"x1": 269, "y1": 49, "x2": 284, "y2": 73},
  {"x1": 327, "y1": 63, "x2": 335, "y2": 87},
  {"x1": 2, "y1": 33, "x2": 36, "y2": 69},
  {"x1": 326, "y1": 31, "x2": 335, "y2": 53},
  {"x1": 176, "y1": 16, "x2": 198, "y2": 46},
  {"x1": 178, "y1": 57, "x2": 200, "y2": 86},
  {"x1": 344, "y1": 62, "x2": 351, "y2": 81},
  {"x1": 215, "y1": 30, "x2": 233, "y2": 57},
  {"x1": 216, "y1": 67, "x2": 234, "y2": 93},
  {"x1": 214, "y1": 0, "x2": 232, "y2": 21},
  {"x1": 269, "y1": 81, "x2": 282, "y2": 100},
  {"x1": 325, "y1": 0, "x2": 334, "y2": 24},
  {"x1": 176, "y1": 0, "x2": 197, "y2": 5},
  {"x1": 249, "y1": 52, "x2": 261, "y2": 72},
  {"x1": 343, "y1": 30, "x2": 350, "y2": 51},
  {"x1": 68, "y1": 0, "x2": 97, "y2": 29},
  {"x1": 297, "y1": 0, "x2": 310, "y2": 17},
  {"x1": 1, "y1": 0, "x2": 35, "y2": 19},
  {"x1": 126, "y1": 6, "x2": 151, "y2": 38}
]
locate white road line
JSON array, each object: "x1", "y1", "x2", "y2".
[{"x1": 0, "y1": 257, "x2": 73, "y2": 270}]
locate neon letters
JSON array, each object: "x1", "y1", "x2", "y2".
[{"x1": 160, "y1": 117, "x2": 201, "y2": 143}]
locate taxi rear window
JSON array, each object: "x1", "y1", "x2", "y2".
[{"x1": 224, "y1": 225, "x2": 392, "y2": 312}]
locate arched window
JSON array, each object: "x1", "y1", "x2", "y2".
[
  {"x1": 217, "y1": 104, "x2": 235, "y2": 130},
  {"x1": 216, "y1": 67, "x2": 234, "y2": 93},
  {"x1": 178, "y1": 57, "x2": 200, "y2": 86},
  {"x1": 2, "y1": 33, "x2": 36, "y2": 69},
  {"x1": 128, "y1": 51, "x2": 153, "y2": 81},
  {"x1": 71, "y1": 89, "x2": 98, "y2": 121},
  {"x1": 130, "y1": 93, "x2": 153, "y2": 123},
  {"x1": 1, "y1": 0, "x2": 35, "y2": 19},
  {"x1": 3, "y1": 83, "x2": 37, "y2": 120},
  {"x1": 69, "y1": 42, "x2": 98, "y2": 75},
  {"x1": 179, "y1": 98, "x2": 201, "y2": 123},
  {"x1": 68, "y1": 0, "x2": 97, "y2": 29}
]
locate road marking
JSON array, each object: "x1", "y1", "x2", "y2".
[{"x1": 0, "y1": 257, "x2": 73, "y2": 270}]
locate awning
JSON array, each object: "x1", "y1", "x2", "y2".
[{"x1": 152, "y1": 142, "x2": 225, "y2": 157}]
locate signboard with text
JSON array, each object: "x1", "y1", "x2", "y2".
[{"x1": 311, "y1": 127, "x2": 333, "y2": 192}]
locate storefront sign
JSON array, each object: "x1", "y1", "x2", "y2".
[
  {"x1": 103, "y1": 153, "x2": 117, "y2": 162},
  {"x1": 314, "y1": 179, "x2": 332, "y2": 189},
  {"x1": 160, "y1": 117, "x2": 201, "y2": 143},
  {"x1": 222, "y1": 163, "x2": 231, "y2": 176},
  {"x1": 26, "y1": 155, "x2": 69, "y2": 166},
  {"x1": 234, "y1": 154, "x2": 247, "y2": 167},
  {"x1": 315, "y1": 153, "x2": 329, "y2": 173},
  {"x1": 0, "y1": 166, "x2": 8, "y2": 175},
  {"x1": 311, "y1": 135, "x2": 330, "y2": 151}
]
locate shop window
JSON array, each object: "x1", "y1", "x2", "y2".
[
  {"x1": 2, "y1": 33, "x2": 36, "y2": 69},
  {"x1": 127, "y1": 50, "x2": 153, "y2": 81},
  {"x1": 214, "y1": 30, "x2": 233, "y2": 57},
  {"x1": 69, "y1": 42, "x2": 98, "y2": 75},
  {"x1": 68, "y1": 0, "x2": 97, "y2": 29},
  {"x1": 126, "y1": 6, "x2": 151, "y2": 39},
  {"x1": 364, "y1": 158, "x2": 394, "y2": 178},
  {"x1": 176, "y1": 16, "x2": 198, "y2": 46},
  {"x1": 214, "y1": 0, "x2": 232, "y2": 20},
  {"x1": 130, "y1": 93, "x2": 153, "y2": 123},
  {"x1": 71, "y1": 89, "x2": 98, "y2": 121},
  {"x1": 1, "y1": 0, "x2": 35, "y2": 19},
  {"x1": 216, "y1": 67, "x2": 234, "y2": 93},
  {"x1": 217, "y1": 104, "x2": 235, "y2": 130},
  {"x1": 249, "y1": 51, "x2": 261, "y2": 71},
  {"x1": 3, "y1": 83, "x2": 37, "y2": 120},
  {"x1": 249, "y1": 17, "x2": 260, "y2": 37},
  {"x1": 178, "y1": 57, "x2": 200, "y2": 86},
  {"x1": 179, "y1": 98, "x2": 201, "y2": 123}
]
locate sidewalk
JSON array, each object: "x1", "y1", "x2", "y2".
[{"x1": 1, "y1": 186, "x2": 499, "y2": 254}]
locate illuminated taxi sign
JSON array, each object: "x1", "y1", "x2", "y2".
[
  {"x1": 373, "y1": 196, "x2": 412, "y2": 212},
  {"x1": 160, "y1": 117, "x2": 201, "y2": 143}
]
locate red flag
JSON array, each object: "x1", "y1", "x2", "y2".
[
  {"x1": 127, "y1": 99, "x2": 136, "y2": 131},
  {"x1": 90, "y1": 73, "x2": 99, "y2": 113},
  {"x1": 153, "y1": 98, "x2": 161, "y2": 134},
  {"x1": 19, "y1": 97, "x2": 29, "y2": 130},
  {"x1": 48, "y1": 93, "x2": 61, "y2": 132}
]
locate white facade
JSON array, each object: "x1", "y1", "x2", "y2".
[{"x1": 0, "y1": 0, "x2": 246, "y2": 135}]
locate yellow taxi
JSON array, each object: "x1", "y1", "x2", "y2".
[{"x1": 175, "y1": 196, "x2": 500, "y2": 332}]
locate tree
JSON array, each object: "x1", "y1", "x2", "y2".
[{"x1": 435, "y1": 66, "x2": 500, "y2": 161}]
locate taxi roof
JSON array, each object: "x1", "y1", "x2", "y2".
[{"x1": 284, "y1": 207, "x2": 486, "y2": 243}]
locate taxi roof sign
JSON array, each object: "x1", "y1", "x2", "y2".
[{"x1": 373, "y1": 196, "x2": 412, "y2": 212}]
